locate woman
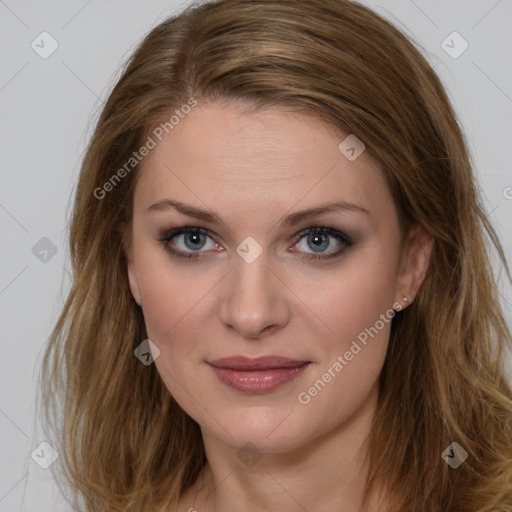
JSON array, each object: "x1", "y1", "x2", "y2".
[{"x1": 40, "y1": 0, "x2": 512, "y2": 510}]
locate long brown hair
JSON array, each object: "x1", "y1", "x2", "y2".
[{"x1": 40, "y1": 0, "x2": 512, "y2": 510}]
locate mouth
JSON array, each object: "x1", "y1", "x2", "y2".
[{"x1": 207, "y1": 356, "x2": 311, "y2": 394}]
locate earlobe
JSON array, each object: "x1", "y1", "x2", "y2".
[
  {"x1": 394, "y1": 225, "x2": 434, "y2": 307},
  {"x1": 127, "y1": 260, "x2": 142, "y2": 307}
]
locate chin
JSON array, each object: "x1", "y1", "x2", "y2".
[{"x1": 200, "y1": 404, "x2": 321, "y2": 455}]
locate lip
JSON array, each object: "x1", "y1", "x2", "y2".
[{"x1": 207, "y1": 356, "x2": 310, "y2": 393}]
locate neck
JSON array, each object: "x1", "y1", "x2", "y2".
[{"x1": 178, "y1": 384, "x2": 385, "y2": 512}]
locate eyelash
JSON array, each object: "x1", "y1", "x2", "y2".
[{"x1": 157, "y1": 225, "x2": 353, "y2": 261}]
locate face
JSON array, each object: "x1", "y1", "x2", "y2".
[{"x1": 127, "y1": 102, "x2": 430, "y2": 454}]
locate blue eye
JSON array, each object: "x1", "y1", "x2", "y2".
[
  {"x1": 293, "y1": 226, "x2": 352, "y2": 260},
  {"x1": 159, "y1": 227, "x2": 218, "y2": 259},
  {"x1": 158, "y1": 226, "x2": 352, "y2": 261}
]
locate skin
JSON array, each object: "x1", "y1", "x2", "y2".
[{"x1": 126, "y1": 102, "x2": 434, "y2": 512}]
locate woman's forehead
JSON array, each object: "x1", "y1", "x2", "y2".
[{"x1": 135, "y1": 103, "x2": 388, "y2": 213}]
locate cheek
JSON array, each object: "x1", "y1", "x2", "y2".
[
  {"x1": 291, "y1": 247, "x2": 398, "y2": 414},
  {"x1": 134, "y1": 244, "x2": 193, "y2": 346},
  {"x1": 297, "y1": 248, "x2": 399, "y2": 350},
  {"x1": 284, "y1": 284, "x2": 395, "y2": 449}
]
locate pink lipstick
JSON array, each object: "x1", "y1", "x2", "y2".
[{"x1": 208, "y1": 356, "x2": 310, "y2": 394}]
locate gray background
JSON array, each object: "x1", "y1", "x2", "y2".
[{"x1": 0, "y1": 0, "x2": 511, "y2": 510}]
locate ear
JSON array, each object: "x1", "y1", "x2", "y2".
[
  {"x1": 393, "y1": 224, "x2": 434, "y2": 309},
  {"x1": 127, "y1": 259, "x2": 142, "y2": 307},
  {"x1": 123, "y1": 230, "x2": 142, "y2": 307}
]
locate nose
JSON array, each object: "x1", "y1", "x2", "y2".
[{"x1": 218, "y1": 251, "x2": 290, "y2": 340}]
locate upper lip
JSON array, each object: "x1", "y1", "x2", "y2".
[{"x1": 208, "y1": 356, "x2": 310, "y2": 371}]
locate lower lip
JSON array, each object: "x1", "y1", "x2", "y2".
[{"x1": 209, "y1": 364, "x2": 310, "y2": 393}]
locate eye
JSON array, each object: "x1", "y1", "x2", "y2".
[
  {"x1": 291, "y1": 226, "x2": 352, "y2": 260},
  {"x1": 158, "y1": 226, "x2": 352, "y2": 261},
  {"x1": 159, "y1": 226, "x2": 221, "y2": 259}
]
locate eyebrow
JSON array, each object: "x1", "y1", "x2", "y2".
[{"x1": 145, "y1": 198, "x2": 369, "y2": 227}]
